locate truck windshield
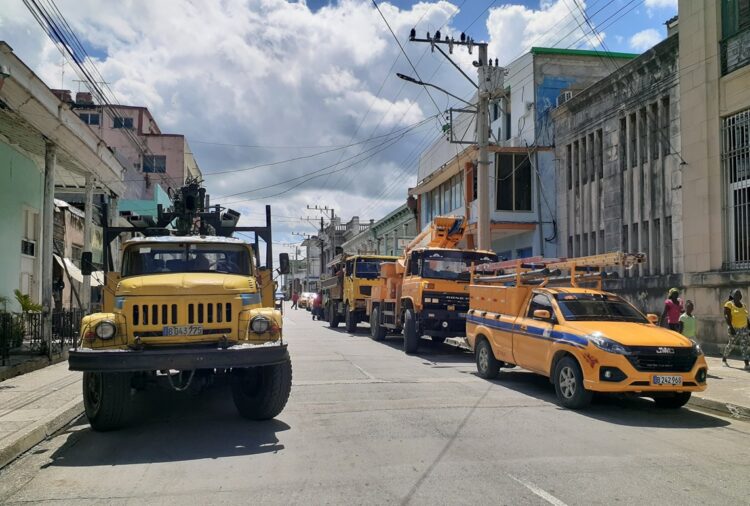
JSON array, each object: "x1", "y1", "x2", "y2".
[
  {"x1": 555, "y1": 293, "x2": 648, "y2": 323},
  {"x1": 354, "y1": 257, "x2": 387, "y2": 279},
  {"x1": 122, "y1": 243, "x2": 251, "y2": 277},
  {"x1": 420, "y1": 250, "x2": 498, "y2": 280}
]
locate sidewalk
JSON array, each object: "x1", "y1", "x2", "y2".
[
  {"x1": 0, "y1": 362, "x2": 82, "y2": 469},
  {"x1": 0, "y1": 356, "x2": 748, "y2": 470}
]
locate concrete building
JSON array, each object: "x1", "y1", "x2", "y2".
[
  {"x1": 301, "y1": 237, "x2": 322, "y2": 292},
  {"x1": 409, "y1": 47, "x2": 636, "y2": 260},
  {"x1": 340, "y1": 204, "x2": 417, "y2": 257},
  {"x1": 0, "y1": 42, "x2": 125, "y2": 321},
  {"x1": 676, "y1": 0, "x2": 750, "y2": 351},
  {"x1": 552, "y1": 32, "x2": 681, "y2": 305}
]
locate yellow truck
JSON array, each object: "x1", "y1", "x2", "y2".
[
  {"x1": 466, "y1": 252, "x2": 708, "y2": 409},
  {"x1": 321, "y1": 254, "x2": 399, "y2": 332},
  {"x1": 366, "y1": 216, "x2": 497, "y2": 353},
  {"x1": 68, "y1": 180, "x2": 292, "y2": 430}
]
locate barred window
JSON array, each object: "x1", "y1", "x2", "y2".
[{"x1": 722, "y1": 108, "x2": 750, "y2": 269}]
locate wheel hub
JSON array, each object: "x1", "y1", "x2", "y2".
[{"x1": 559, "y1": 367, "x2": 576, "y2": 398}]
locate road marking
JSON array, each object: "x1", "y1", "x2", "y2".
[{"x1": 508, "y1": 475, "x2": 569, "y2": 506}]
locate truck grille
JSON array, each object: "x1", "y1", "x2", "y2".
[
  {"x1": 131, "y1": 302, "x2": 233, "y2": 326},
  {"x1": 360, "y1": 286, "x2": 372, "y2": 296},
  {"x1": 423, "y1": 292, "x2": 469, "y2": 312},
  {"x1": 625, "y1": 346, "x2": 697, "y2": 372}
]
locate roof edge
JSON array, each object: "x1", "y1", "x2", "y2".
[{"x1": 531, "y1": 46, "x2": 639, "y2": 59}]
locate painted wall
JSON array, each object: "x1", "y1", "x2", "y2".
[
  {"x1": 0, "y1": 143, "x2": 43, "y2": 311},
  {"x1": 119, "y1": 184, "x2": 172, "y2": 219}
]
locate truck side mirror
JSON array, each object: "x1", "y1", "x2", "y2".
[
  {"x1": 533, "y1": 309, "x2": 551, "y2": 320},
  {"x1": 278, "y1": 253, "x2": 290, "y2": 274}
]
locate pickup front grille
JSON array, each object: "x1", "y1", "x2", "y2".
[{"x1": 626, "y1": 346, "x2": 697, "y2": 372}]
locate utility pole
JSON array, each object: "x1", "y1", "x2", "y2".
[
  {"x1": 403, "y1": 30, "x2": 499, "y2": 251},
  {"x1": 307, "y1": 205, "x2": 336, "y2": 265}
]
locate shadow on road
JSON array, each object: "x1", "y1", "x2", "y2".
[
  {"x1": 44, "y1": 384, "x2": 290, "y2": 467},
  {"x1": 484, "y1": 369, "x2": 730, "y2": 429}
]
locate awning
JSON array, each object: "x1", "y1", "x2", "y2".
[{"x1": 53, "y1": 255, "x2": 103, "y2": 287}]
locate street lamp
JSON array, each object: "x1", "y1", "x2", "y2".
[{"x1": 396, "y1": 73, "x2": 475, "y2": 108}]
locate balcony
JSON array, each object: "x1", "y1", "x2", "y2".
[{"x1": 721, "y1": 27, "x2": 750, "y2": 76}]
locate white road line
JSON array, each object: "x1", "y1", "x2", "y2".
[{"x1": 508, "y1": 475, "x2": 569, "y2": 506}]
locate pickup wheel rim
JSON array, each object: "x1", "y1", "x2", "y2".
[
  {"x1": 85, "y1": 373, "x2": 102, "y2": 412},
  {"x1": 478, "y1": 346, "x2": 489, "y2": 372},
  {"x1": 559, "y1": 366, "x2": 576, "y2": 398}
]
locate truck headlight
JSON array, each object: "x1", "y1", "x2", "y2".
[
  {"x1": 250, "y1": 316, "x2": 271, "y2": 334},
  {"x1": 588, "y1": 333, "x2": 628, "y2": 355},
  {"x1": 95, "y1": 321, "x2": 116, "y2": 339}
]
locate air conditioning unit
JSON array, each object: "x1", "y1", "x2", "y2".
[{"x1": 556, "y1": 90, "x2": 574, "y2": 107}]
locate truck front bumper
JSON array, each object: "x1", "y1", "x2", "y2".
[{"x1": 68, "y1": 343, "x2": 289, "y2": 372}]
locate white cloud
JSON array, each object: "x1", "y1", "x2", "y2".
[
  {"x1": 486, "y1": 0, "x2": 605, "y2": 65},
  {"x1": 644, "y1": 0, "x2": 677, "y2": 8},
  {"x1": 629, "y1": 28, "x2": 663, "y2": 52}
]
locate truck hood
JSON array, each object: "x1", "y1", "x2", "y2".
[
  {"x1": 564, "y1": 321, "x2": 694, "y2": 348},
  {"x1": 117, "y1": 273, "x2": 256, "y2": 296}
]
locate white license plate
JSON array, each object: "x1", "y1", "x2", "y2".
[
  {"x1": 652, "y1": 375, "x2": 683, "y2": 386},
  {"x1": 162, "y1": 325, "x2": 203, "y2": 336}
]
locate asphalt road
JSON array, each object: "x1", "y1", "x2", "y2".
[{"x1": 1, "y1": 305, "x2": 749, "y2": 505}]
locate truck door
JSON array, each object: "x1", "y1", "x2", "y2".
[{"x1": 512, "y1": 292, "x2": 555, "y2": 374}]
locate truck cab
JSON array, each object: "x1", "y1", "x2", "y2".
[
  {"x1": 466, "y1": 253, "x2": 708, "y2": 410},
  {"x1": 322, "y1": 254, "x2": 398, "y2": 332}
]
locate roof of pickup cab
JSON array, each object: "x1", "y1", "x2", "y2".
[
  {"x1": 536, "y1": 287, "x2": 616, "y2": 296},
  {"x1": 123, "y1": 235, "x2": 248, "y2": 246}
]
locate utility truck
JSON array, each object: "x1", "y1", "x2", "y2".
[
  {"x1": 68, "y1": 179, "x2": 292, "y2": 430},
  {"x1": 321, "y1": 254, "x2": 399, "y2": 332},
  {"x1": 466, "y1": 252, "x2": 708, "y2": 409},
  {"x1": 366, "y1": 216, "x2": 497, "y2": 353}
]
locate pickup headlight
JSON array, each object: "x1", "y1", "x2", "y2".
[
  {"x1": 95, "y1": 321, "x2": 116, "y2": 339},
  {"x1": 588, "y1": 333, "x2": 629, "y2": 355},
  {"x1": 691, "y1": 340, "x2": 703, "y2": 355},
  {"x1": 250, "y1": 316, "x2": 271, "y2": 334}
]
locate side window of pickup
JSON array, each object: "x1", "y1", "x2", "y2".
[{"x1": 527, "y1": 293, "x2": 553, "y2": 319}]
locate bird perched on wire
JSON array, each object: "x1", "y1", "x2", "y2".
[
  {"x1": 460, "y1": 32, "x2": 466, "y2": 42},
  {"x1": 409, "y1": 28, "x2": 416, "y2": 40}
]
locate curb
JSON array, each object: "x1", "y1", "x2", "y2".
[
  {"x1": 0, "y1": 354, "x2": 68, "y2": 383},
  {"x1": 0, "y1": 398, "x2": 84, "y2": 470},
  {"x1": 689, "y1": 395, "x2": 750, "y2": 421}
]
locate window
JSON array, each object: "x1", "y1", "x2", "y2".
[
  {"x1": 79, "y1": 113, "x2": 100, "y2": 126},
  {"x1": 629, "y1": 113, "x2": 637, "y2": 168},
  {"x1": 722, "y1": 0, "x2": 750, "y2": 39},
  {"x1": 113, "y1": 116, "x2": 134, "y2": 129},
  {"x1": 587, "y1": 133, "x2": 595, "y2": 182},
  {"x1": 581, "y1": 137, "x2": 588, "y2": 185},
  {"x1": 619, "y1": 117, "x2": 627, "y2": 172},
  {"x1": 451, "y1": 174, "x2": 463, "y2": 209},
  {"x1": 566, "y1": 144, "x2": 572, "y2": 190},
  {"x1": 596, "y1": 129, "x2": 604, "y2": 179},
  {"x1": 527, "y1": 293, "x2": 553, "y2": 318},
  {"x1": 143, "y1": 155, "x2": 167, "y2": 173},
  {"x1": 649, "y1": 103, "x2": 659, "y2": 159},
  {"x1": 498, "y1": 250, "x2": 512, "y2": 261},
  {"x1": 572, "y1": 140, "x2": 579, "y2": 190},
  {"x1": 516, "y1": 247, "x2": 532, "y2": 259},
  {"x1": 722, "y1": 108, "x2": 750, "y2": 268},
  {"x1": 21, "y1": 240, "x2": 35, "y2": 257},
  {"x1": 122, "y1": 243, "x2": 251, "y2": 276},
  {"x1": 71, "y1": 244, "x2": 83, "y2": 268},
  {"x1": 496, "y1": 153, "x2": 532, "y2": 211},
  {"x1": 441, "y1": 181, "x2": 452, "y2": 214},
  {"x1": 431, "y1": 189, "x2": 440, "y2": 218},
  {"x1": 661, "y1": 97, "x2": 671, "y2": 156},
  {"x1": 653, "y1": 218, "x2": 661, "y2": 275},
  {"x1": 639, "y1": 108, "x2": 648, "y2": 163}
]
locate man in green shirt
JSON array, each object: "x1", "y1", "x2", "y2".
[{"x1": 679, "y1": 300, "x2": 696, "y2": 340}]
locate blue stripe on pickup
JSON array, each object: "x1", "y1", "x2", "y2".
[{"x1": 466, "y1": 313, "x2": 588, "y2": 349}]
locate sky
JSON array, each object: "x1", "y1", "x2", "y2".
[{"x1": 0, "y1": 0, "x2": 677, "y2": 257}]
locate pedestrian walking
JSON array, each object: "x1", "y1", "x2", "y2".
[
  {"x1": 679, "y1": 300, "x2": 696, "y2": 340},
  {"x1": 291, "y1": 291, "x2": 299, "y2": 310},
  {"x1": 722, "y1": 289, "x2": 750, "y2": 369},
  {"x1": 660, "y1": 287, "x2": 683, "y2": 331},
  {"x1": 312, "y1": 290, "x2": 323, "y2": 320}
]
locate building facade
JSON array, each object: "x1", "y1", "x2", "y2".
[
  {"x1": 410, "y1": 47, "x2": 636, "y2": 260},
  {"x1": 340, "y1": 204, "x2": 417, "y2": 257}
]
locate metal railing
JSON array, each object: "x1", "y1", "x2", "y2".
[
  {"x1": 721, "y1": 27, "x2": 750, "y2": 76},
  {"x1": 0, "y1": 309, "x2": 84, "y2": 366}
]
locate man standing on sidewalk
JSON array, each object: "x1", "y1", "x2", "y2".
[
  {"x1": 723, "y1": 289, "x2": 750, "y2": 369},
  {"x1": 660, "y1": 288, "x2": 683, "y2": 331}
]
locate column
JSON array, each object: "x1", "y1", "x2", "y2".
[
  {"x1": 42, "y1": 143, "x2": 56, "y2": 359},
  {"x1": 81, "y1": 174, "x2": 95, "y2": 312}
]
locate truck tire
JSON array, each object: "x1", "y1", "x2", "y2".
[
  {"x1": 403, "y1": 309, "x2": 419, "y2": 354},
  {"x1": 328, "y1": 302, "x2": 340, "y2": 328},
  {"x1": 344, "y1": 303, "x2": 357, "y2": 333},
  {"x1": 83, "y1": 372, "x2": 132, "y2": 431},
  {"x1": 476, "y1": 339, "x2": 501, "y2": 379},
  {"x1": 231, "y1": 360, "x2": 292, "y2": 420},
  {"x1": 553, "y1": 356, "x2": 592, "y2": 409},
  {"x1": 653, "y1": 392, "x2": 691, "y2": 409},
  {"x1": 370, "y1": 306, "x2": 386, "y2": 341}
]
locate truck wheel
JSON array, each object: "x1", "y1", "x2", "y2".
[
  {"x1": 83, "y1": 372, "x2": 132, "y2": 431},
  {"x1": 231, "y1": 360, "x2": 292, "y2": 420},
  {"x1": 344, "y1": 303, "x2": 357, "y2": 333},
  {"x1": 653, "y1": 392, "x2": 691, "y2": 409},
  {"x1": 403, "y1": 309, "x2": 419, "y2": 354},
  {"x1": 328, "y1": 303, "x2": 339, "y2": 328},
  {"x1": 370, "y1": 306, "x2": 386, "y2": 341},
  {"x1": 476, "y1": 339, "x2": 501, "y2": 379},
  {"x1": 553, "y1": 356, "x2": 592, "y2": 409}
]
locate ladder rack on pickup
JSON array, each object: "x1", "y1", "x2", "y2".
[{"x1": 472, "y1": 252, "x2": 646, "y2": 290}]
